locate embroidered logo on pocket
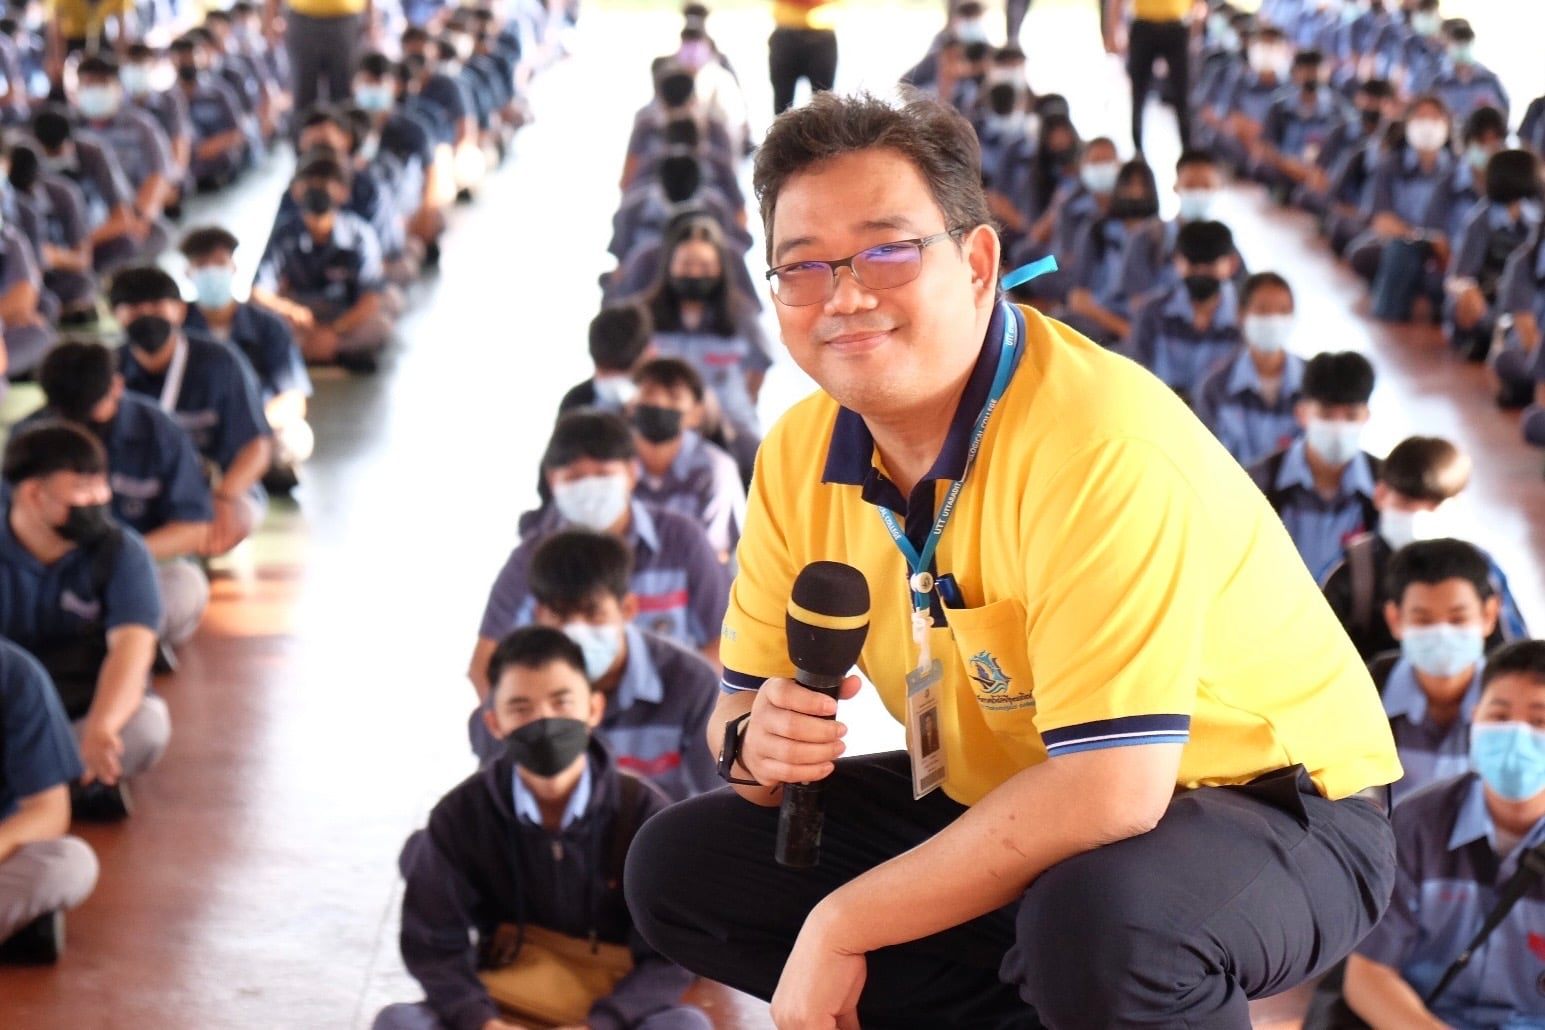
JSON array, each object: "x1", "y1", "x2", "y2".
[{"x1": 970, "y1": 651, "x2": 1012, "y2": 695}]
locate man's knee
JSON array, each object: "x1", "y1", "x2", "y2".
[
  {"x1": 371, "y1": 1001, "x2": 446, "y2": 1030},
  {"x1": 158, "y1": 560, "x2": 211, "y2": 646},
  {"x1": 623, "y1": 795, "x2": 720, "y2": 949},
  {"x1": 119, "y1": 695, "x2": 172, "y2": 779}
]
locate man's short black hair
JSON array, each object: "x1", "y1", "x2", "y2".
[
  {"x1": 1175, "y1": 220, "x2": 1234, "y2": 265},
  {"x1": 1301, "y1": 351, "x2": 1375, "y2": 406},
  {"x1": 357, "y1": 51, "x2": 395, "y2": 78},
  {"x1": 77, "y1": 54, "x2": 119, "y2": 78},
  {"x1": 656, "y1": 66, "x2": 696, "y2": 107},
  {"x1": 1240, "y1": 271, "x2": 1292, "y2": 308},
  {"x1": 663, "y1": 116, "x2": 700, "y2": 149},
  {"x1": 1379, "y1": 436, "x2": 1470, "y2": 504},
  {"x1": 294, "y1": 154, "x2": 349, "y2": 187},
  {"x1": 529, "y1": 531, "x2": 635, "y2": 615},
  {"x1": 589, "y1": 304, "x2": 653, "y2": 373},
  {"x1": 126, "y1": 42, "x2": 157, "y2": 61},
  {"x1": 486, "y1": 626, "x2": 590, "y2": 690},
  {"x1": 2, "y1": 421, "x2": 107, "y2": 485},
  {"x1": 541, "y1": 410, "x2": 637, "y2": 471},
  {"x1": 634, "y1": 357, "x2": 704, "y2": 403},
  {"x1": 1462, "y1": 105, "x2": 1507, "y2": 145},
  {"x1": 658, "y1": 152, "x2": 701, "y2": 204},
  {"x1": 1385, "y1": 538, "x2": 1494, "y2": 606},
  {"x1": 108, "y1": 265, "x2": 182, "y2": 308},
  {"x1": 1359, "y1": 78, "x2": 1396, "y2": 101},
  {"x1": 1481, "y1": 640, "x2": 1545, "y2": 691},
  {"x1": 300, "y1": 105, "x2": 349, "y2": 133},
  {"x1": 179, "y1": 225, "x2": 240, "y2": 261},
  {"x1": 1175, "y1": 148, "x2": 1218, "y2": 174},
  {"x1": 1292, "y1": 49, "x2": 1323, "y2": 71},
  {"x1": 39, "y1": 341, "x2": 116, "y2": 422},
  {"x1": 993, "y1": 45, "x2": 1027, "y2": 65},
  {"x1": 31, "y1": 107, "x2": 73, "y2": 149},
  {"x1": 1446, "y1": 19, "x2": 1476, "y2": 44}
]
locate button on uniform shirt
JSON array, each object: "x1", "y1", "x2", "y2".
[
  {"x1": 1356, "y1": 773, "x2": 1545, "y2": 1030},
  {"x1": 597, "y1": 625, "x2": 719, "y2": 801},
  {"x1": 1193, "y1": 345, "x2": 1306, "y2": 467},
  {"x1": 1127, "y1": 278, "x2": 1245, "y2": 399},
  {"x1": 0, "y1": 638, "x2": 84, "y2": 821},
  {"x1": 1250, "y1": 437, "x2": 1380, "y2": 580},
  {"x1": 632, "y1": 430, "x2": 747, "y2": 559},
  {"x1": 255, "y1": 210, "x2": 386, "y2": 321},
  {"x1": 82, "y1": 107, "x2": 171, "y2": 192},
  {"x1": 185, "y1": 302, "x2": 312, "y2": 405},
  {"x1": 119, "y1": 333, "x2": 271, "y2": 475},
  {"x1": 480, "y1": 501, "x2": 730, "y2": 652},
  {"x1": 721, "y1": 303, "x2": 1401, "y2": 806},
  {"x1": 1381, "y1": 657, "x2": 1485, "y2": 805}
]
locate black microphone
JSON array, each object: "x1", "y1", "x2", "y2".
[{"x1": 775, "y1": 561, "x2": 871, "y2": 869}]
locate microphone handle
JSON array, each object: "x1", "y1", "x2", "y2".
[{"x1": 774, "y1": 667, "x2": 846, "y2": 869}]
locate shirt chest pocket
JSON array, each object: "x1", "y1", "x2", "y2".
[{"x1": 945, "y1": 597, "x2": 1038, "y2": 740}]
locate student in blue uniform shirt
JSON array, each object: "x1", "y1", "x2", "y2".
[
  {"x1": 1376, "y1": 0, "x2": 1443, "y2": 91},
  {"x1": 110, "y1": 266, "x2": 273, "y2": 558},
  {"x1": 27, "y1": 108, "x2": 144, "y2": 276},
  {"x1": 627, "y1": 357, "x2": 746, "y2": 563},
  {"x1": 1491, "y1": 223, "x2": 1545, "y2": 428},
  {"x1": 1300, "y1": 79, "x2": 1396, "y2": 217},
  {"x1": 1345, "y1": 639, "x2": 1545, "y2": 1029},
  {"x1": 1347, "y1": 94, "x2": 1454, "y2": 293},
  {"x1": 1418, "y1": 20, "x2": 1507, "y2": 121},
  {"x1": 1249, "y1": 349, "x2": 1381, "y2": 578},
  {"x1": 377, "y1": 627, "x2": 708, "y2": 1030},
  {"x1": 351, "y1": 52, "x2": 448, "y2": 263},
  {"x1": 200, "y1": 11, "x2": 278, "y2": 145},
  {"x1": 1420, "y1": 106, "x2": 1505, "y2": 273},
  {"x1": 31, "y1": 342, "x2": 213, "y2": 648},
  {"x1": 558, "y1": 304, "x2": 655, "y2": 418},
  {"x1": 1373, "y1": 539, "x2": 1500, "y2": 805},
  {"x1": 1116, "y1": 149, "x2": 1247, "y2": 309},
  {"x1": 6, "y1": 144, "x2": 96, "y2": 325},
  {"x1": 252, "y1": 155, "x2": 395, "y2": 369},
  {"x1": 1194, "y1": 271, "x2": 1307, "y2": 467},
  {"x1": 629, "y1": 116, "x2": 747, "y2": 216},
  {"x1": 1443, "y1": 148, "x2": 1539, "y2": 364},
  {"x1": 0, "y1": 423, "x2": 169, "y2": 819},
  {"x1": 1125, "y1": 220, "x2": 1244, "y2": 403},
  {"x1": 0, "y1": 176, "x2": 53, "y2": 383},
  {"x1": 1258, "y1": 49, "x2": 1349, "y2": 199},
  {"x1": 609, "y1": 152, "x2": 744, "y2": 266},
  {"x1": 0, "y1": 639, "x2": 97, "y2": 962},
  {"x1": 1030, "y1": 134, "x2": 1113, "y2": 298},
  {"x1": 169, "y1": 34, "x2": 252, "y2": 191},
  {"x1": 1212, "y1": 25, "x2": 1293, "y2": 175},
  {"x1": 1063, "y1": 157, "x2": 1159, "y2": 345},
  {"x1": 623, "y1": 65, "x2": 734, "y2": 191},
  {"x1": 607, "y1": 208, "x2": 761, "y2": 308},
  {"x1": 71, "y1": 55, "x2": 174, "y2": 260},
  {"x1": 120, "y1": 43, "x2": 193, "y2": 194},
  {"x1": 991, "y1": 108, "x2": 1074, "y2": 280},
  {"x1": 400, "y1": 27, "x2": 483, "y2": 197},
  {"x1": 468, "y1": 411, "x2": 730, "y2": 701}
]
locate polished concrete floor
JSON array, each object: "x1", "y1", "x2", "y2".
[{"x1": 1, "y1": 2, "x2": 1543, "y2": 1027}]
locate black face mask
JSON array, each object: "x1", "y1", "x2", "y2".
[
  {"x1": 1109, "y1": 195, "x2": 1158, "y2": 221},
  {"x1": 1183, "y1": 273, "x2": 1223, "y2": 303},
  {"x1": 1359, "y1": 108, "x2": 1383, "y2": 132},
  {"x1": 300, "y1": 185, "x2": 336, "y2": 216},
  {"x1": 55, "y1": 503, "x2": 112, "y2": 545},
  {"x1": 504, "y1": 717, "x2": 590, "y2": 777},
  {"x1": 670, "y1": 275, "x2": 718, "y2": 301},
  {"x1": 1299, "y1": 79, "x2": 1319, "y2": 97},
  {"x1": 1045, "y1": 145, "x2": 1076, "y2": 168},
  {"x1": 125, "y1": 314, "x2": 174, "y2": 354},
  {"x1": 631, "y1": 404, "x2": 684, "y2": 444},
  {"x1": 177, "y1": 64, "x2": 198, "y2": 83}
]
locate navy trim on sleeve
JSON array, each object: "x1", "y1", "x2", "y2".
[
  {"x1": 720, "y1": 668, "x2": 768, "y2": 695},
  {"x1": 1041, "y1": 715, "x2": 1192, "y2": 757}
]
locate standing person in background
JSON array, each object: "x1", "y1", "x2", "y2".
[
  {"x1": 266, "y1": 0, "x2": 374, "y2": 115},
  {"x1": 1105, "y1": 0, "x2": 1194, "y2": 155},
  {"x1": 769, "y1": 0, "x2": 838, "y2": 116}
]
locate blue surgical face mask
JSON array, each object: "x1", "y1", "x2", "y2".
[
  {"x1": 353, "y1": 82, "x2": 394, "y2": 113},
  {"x1": 77, "y1": 84, "x2": 120, "y2": 120},
  {"x1": 190, "y1": 264, "x2": 235, "y2": 310},
  {"x1": 552, "y1": 473, "x2": 631, "y2": 533},
  {"x1": 1470, "y1": 722, "x2": 1545, "y2": 802},
  {"x1": 1450, "y1": 43, "x2": 1475, "y2": 66},
  {"x1": 1080, "y1": 161, "x2": 1119, "y2": 196},
  {"x1": 1177, "y1": 188, "x2": 1219, "y2": 222},
  {"x1": 562, "y1": 622, "x2": 625, "y2": 681},
  {"x1": 1305, "y1": 417, "x2": 1364, "y2": 466},
  {"x1": 1400, "y1": 623, "x2": 1485, "y2": 678},
  {"x1": 1243, "y1": 313, "x2": 1294, "y2": 355}
]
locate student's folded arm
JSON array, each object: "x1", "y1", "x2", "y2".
[
  {"x1": 400, "y1": 832, "x2": 500, "y2": 1030},
  {"x1": 0, "y1": 785, "x2": 72, "y2": 864},
  {"x1": 221, "y1": 435, "x2": 275, "y2": 503},
  {"x1": 329, "y1": 290, "x2": 384, "y2": 335},
  {"x1": 91, "y1": 625, "x2": 157, "y2": 739},
  {"x1": 586, "y1": 928, "x2": 698, "y2": 1030},
  {"x1": 142, "y1": 521, "x2": 212, "y2": 562},
  {"x1": 0, "y1": 279, "x2": 40, "y2": 325}
]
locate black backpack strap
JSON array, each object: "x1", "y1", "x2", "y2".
[
  {"x1": 606, "y1": 773, "x2": 645, "y2": 891},
  {"x1": 1347, "y1": 534, "x2": 1378, "y2": 639},
  {"x1": 1425, "y1": 840, "x2": 1545, "y2": 1007},
  {"x1": 1249, "y1": 451, "x2": 1290, "y2": 512},
  {"x1": 90, "y1": 527, "x2": 124, "y2": 599}
]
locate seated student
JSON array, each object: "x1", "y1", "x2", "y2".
[
  {"x1": 251, "y1": 156, "x2": 394, "y2": 369},
  {"x1": 468, "y1": 411, "x2": 731, "y2": 699},
  {"x1": 200, "y1": 9, "x2": 278, "y2": 144},
  {"x1": 168, "y1": 33, "x2": 252, "y2": 190},
  {"x1": 558, "y1": 303, "x2": 655, "y2": 417},
  {"x1": 27, "y1": 108, "x2": 144, "y2": 275},
  {"x1": 1419, "y1": 19, "x2": 1508, "y2": 121},
  {"x1": 1520, "y1": 89, "x2": 1545, "y2": 158},
  {"x1": 991, "y1": 109, "x2": 1075, "y2": 281},
  {"x1": 0, "y1": 163, "x2": 52, "y2": 382},
  {"x1": 119, "y1": 43, "x2": 193, "y2": 195},
  {"x1": 0, "y1": 639, "x2": 98, "y2": 963},
  {"x1": 1321, "y1": 435, "x2": 1528, "y2": 662},
  {"x1": 1319, "y1": 88, "x2": 1403, "y2": 256},
  {"x1": 1063, "y1": 158, "x2": 1160, "y2": 346},
  {"x1": 1126, "y1": 221, "x2": 1243, "y2": 403},
  {"x1": 1212, "y1": 25, "x2": 1293, "y2": 174},
  {"x1": 1378, "y1": 0, "x2": 1445, "y2": 93},
  {"x1": 1249, "y1": 350, "x2": 1380, "y2": 579},
  {"x1": 900, "y1": 1, "x2": 982, "y2": 92},
  {"x1": 1373, "y1": 539, "x2": 1500, "y2": 805},
  {"x1": 0, "y1": 423, "x2": 169, "y2": 819},
  {"x1": 6, "y1": 145, "x2": 95, "y2": 325},
  {"x1": 180, "y1": 227, "x2": 314, "y2": 492},
  {"x1": 1117, "y1": 149, "x2": 1247, "y2": 310},
  {"x1": 1301, "y1": 78, "x2": 1395, "y2": 212},
  {"x1": 1194, "y1": 271, "x2": 1306, "y2": 467},
  {"x1": 1420, "y1": 105, "x2": 1506, "y2": 276},
  {"x1": 1258, "y1": 49, "x2": 1349, "y2": 199},
  {"x1": 230, "y1": 2, "x2": 293, "y2": 137},
  {"x1": 1444, "y1": 148, "x2": 1540, "y2": 363},
  {"x1": 1344, "y1": 639, "x2": 1545, "y2": 1029},
  {"x1": 623, "y1": 63, "x2": 733, "y2": 191},
  {"x1": 110, "y1": 266, "x2": 273, "y2": 557},
  {"x1": 671, "y1": 22, "x2": 748, "y2": 157},
  {"x1": 1493, "y1": 222, "x2": 1545, "y2": 421},
  {"x1": 32, "y1": 342, "x2": 213, "y2": 647},
  {"x1": 467, "y1": 532, "x2": 720, "y2": 801},
  {"x1": 627, "y1": 357, "x2": 746, "y2": 562},
  {"x1": 609, "y1": 152, "x2": 743, "y2": 265},
  {"x1": 71, "y1": 55, "x2": 174, "y2": 262},
  {"x1": 1025, "y1": 133, "x2": 1113, "y2": 298},
  {"x1": 400, "y1": 27, "x2": 483, "y2": 197},
  {"x1": 378, "y1": 627, "x2": 708, "y2": 1030},
  {"x1": 352, "y1": 51, "x2": 449, "y2": 263},
  {"x1": 977, "y1": 80, "x2": 1035, "y2": 206},
  {"x1": 631, "y1": 115, "x2": 746, "y2": 215},
  {"x1": 606, "y1": 208, "x2": 760, "y2": 307}
]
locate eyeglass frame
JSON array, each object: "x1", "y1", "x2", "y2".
[{"x1": 763, "y1": 228, "x2": 970, "y2": 307}]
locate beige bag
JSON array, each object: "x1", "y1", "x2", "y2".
[{"x1": 479, "y1": 923, "x2": 634, "y2": 1027}]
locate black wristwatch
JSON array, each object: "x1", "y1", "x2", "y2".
[{"x1": 716, "y1": 712, "x2": 761, "y2": 786}]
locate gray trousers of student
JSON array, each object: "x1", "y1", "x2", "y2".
[
  {"x1": 158, "y1": 559, "x2": 210, "y2": 647},
  {"x1": 373, "y1": 1001, "x2": 711, "y2": 1030},
  {"x1": 0, "y1": 838, "x2": 99, "y2": 942},
  {"x1": 92, "y1": 219, "x2": 171, "y2": 274},
  {"x1": 3, "y1": 322, "x2": 55, "y2": 380},
  {"x1": 71, "y1": 694, "x2": 171, "y2": 781},
  {"x1": 287, "y1": 11, "x2": 364, "y2": 113}
]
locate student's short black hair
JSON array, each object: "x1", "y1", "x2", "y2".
[
  {"x1": 77, "y1": 54, "x2": 119, "y2": 78},
  {"x1": 1446, "y1": 19, "x2": 1476, "y2": 45},
  {"x1": 1240, "y1": 271, "x2": 1293, "y2": 308},
  {"x1": 663, "y1": 116, "x2": 700, "y2": 149},
  {"x1": 300, "y1": 105, "x2": 349, "y2": 133},
  {"x1": 401, "y1": 26, "x2": 432, "y2": 47},
  {"x1": 1380, "y1": 436, "x2": 1470, "y2": 504},
  {"x1": 1385, "y1": 538, "x2": 1494, "y2": 606},
  {"x1": 204, "y1": 8, "x2": 232, "y2": 25},
  {"x1": 8, "y1": 143, "x2": 39, "y2": 193},
  {"x1": 1291, "y1": 49, "x2": 1323, "y2": 70},
  {"x1": 529, "y1": 531, "x2": 635, "y2": 615},
  {"x1": 1255, "y1": 24, "x2": 1286, "y2": 43},
  {"x1": 1462, "y1": 105, "x2": 1507, "y2": 144},
  {"x1": 126, "y1": 42, "x2": 157, "y2": 61},
  {"x1": 589, "y1": 304, "x2": 653, "y2": 372},
  {"x1": 1175, "y1": 148, "x2": 1219, "y2": 174},
  {"x1": 169, "y1": 36, "x2": 198, "y2": 57},
  {"x1": 963, "y1": 41, "x2": 991, "y2": 64},
  {"x1": 1486, "y1": 149, "x2": 1540, "y2": 206},
  {"x1": 108, "y1": 265, "x2": 182, "y2": 307},
  {"x1": 1175, "y1": 220, "x2": 1234, "y2": 265},
  {"x1": 954, "y1": 0, "x2": 985, "y2": 17},
  {"x1": 2, "y1": 421, "x2": 107, "y2": 485},
  {"x1": 357, "y1": 51, "x2": 394, "y2": 78},
  {"x1": 1359, "y1": 78, "x2": 1396, "y2": 102},
  {"x1": 179, "y1": 225, "x2": 240, "y2": 261},
  {"x1": 1481, "y1": 640, "x2": 1545, "y2": 691},
  {"x1": 993, "y1": 45, "x2": 1027, "y2": 65},
  {"x1": 294, "y1": 154, "x2": 349, "y2": 187},
  {"x1": 1033, "y1": 93, "x2": 1070, "y2": 120},
  {"x1": 31, "y1": 107, "x2": 73, "y2": 149},
  {"x1": 1301, "y1": 351, "x2": 1375, "y2": 406},
  {"x1": 486, "y1": 626, "x2": 590, "y2": 691},
  {"x1": 541, "y1": 410, "x2": 637, "y2": 471},
  {"x1": 39, "y1": 341, "x2": 116, "y2": 422},
  {"x1": 658, "y1": 152, "x2": 701, "y2": 204},
  {"x1": 1407, "y1": 93, "x2": 1450, "y2": 121},
  {"x1": 656, "y1": 66, "x2": 695, "y2": 107},
  {"x1": 634, "y1": 356, "x2": 705, "y2": 402}
]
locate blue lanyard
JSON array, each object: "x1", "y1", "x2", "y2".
[{"x1": 877, "y1": 301, "x2": 1024, "y2": 611}]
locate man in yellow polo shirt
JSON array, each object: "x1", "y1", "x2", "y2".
[
  {"x1": 625, "y1": 90, "x2": 1401, "y2": 1028},
  {"x1": 265, "y1": 0, "x2": 373, "y2": 114},
  {"x1": 1106, "y1": 0, "x2": 1196, "y2": 153},
  {"x1": 769, "y1": 0, "x2": 838, "y2": 115}
]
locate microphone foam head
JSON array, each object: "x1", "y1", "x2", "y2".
[{"x1": 786, "y1": 561, "x2": 871, "y2": 678}]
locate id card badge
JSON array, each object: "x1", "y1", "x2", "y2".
[{"x1": 905, "y1": 659, "x2": 948, "y2": 800}]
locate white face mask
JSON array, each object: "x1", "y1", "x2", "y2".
[
  {"x1": 1406, "y1": 118, "x2": 1449, "y2": 153},
  {"x1": 1377, "y1": 506, "x2": 1450, "y2": 551},
  {"x1": 1243, "y1": 313, "x2": 1295, "y2": 355},
  {"x1": 1176, "y1": 188, "x2": 1219, "y2": 222},
  {"x1": 1081, "y1": 161, "x2": 1119, "y2": 196},
  {"x1": 1305, "y1": 417, "x2": 1365, "y2": 467},
  {"x1": 562, "y1": 622, "x2": 626, "y2": 681},
  {"x1": 592, "y1": 376, "x2": 639, "y2": 410},
  {"x1": 552, "y1": 474, "x2": 632, "y2": 532}
]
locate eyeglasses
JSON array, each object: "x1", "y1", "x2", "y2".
[{"x1": 765, "y1": 229, "x2": 967, "y2": 307}]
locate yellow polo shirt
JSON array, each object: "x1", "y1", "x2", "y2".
[
  {"x1": 721, "y1": 304, "x2": 1401, "y2": 806},
  {"x1": 772, "y1": 0, "x2": 838, "y2": 31},
  {"x1": 1133, "y1": 0, "x2": 1192, "y2": 21},
  {"x1": 49, "y1": 0, "x2": 136, "y2": 40},
  {"x1": 286, "y1": 0, "x2": 368, "y2": 17}
]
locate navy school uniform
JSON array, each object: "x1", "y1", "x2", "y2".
[
  {"x1": 1355, "y1": 772, "x2": 1545, "y2": 1029},
  {"x1": 652, "y1": 313, "x2": 773, "y2": 438},
  {"x1": 81, "y1": 107, "x2": 172, "y2": 193},
  {"x1": 1262, "y1": 86, "x2": 1348, "y2": 171},
  {"x1": 1418, "y1": 60, "x2": 1508, "y2": 120},
  {"x1": 1493, "y1": 228, "x2": 1545, "y2": 395},
  {"x1": 1443, "y1": 198, "x2": 1537, "y2": 356},
  {"x1": 629, "y1": 148, "x2": 745, "y2": 214},
  {"x1": 273, "y1": 165, "x2": 407, "y2": 263},
  {"x1": 182, "y1": 75, "x2": 250, "y2": 181},
  {"x1": 1192, "y1": 346, "x2": 1306, "y2": 468},
  {"x1": 607, "y1": 184, "x2": 746, "y2": 264},
  {"x1": 402, "y1": 93, "x2": 456, "y2": 149},
  {"x1": 1218, "y1": 70, "x2": 1287, "y2": 132},
  {"x1": 1116, "y1": 218, "x2": 1250, "y2": 312},
  {"x1": 631, "y1": 430, "x2": 745, "y2": 560},
  {"x1": 1066, "y1": 214, "x2": 1142, "y2": 344},
  {"x1": 39, "y1": 135, "x2": 128, "y2": 232},
  {"x1": 607, "y1": 239, "x2": 761, "y2": 310},
  {"x1": 1126, "y1": 278, "x2": 1245, "y2": 401},
  {"x1": 1379, "y1": 657, "x2": 1484, "y2": 807},
  {"x1": 254, "y1": 210, "x2": 387, "y2": 323},
  {"x1": 183, "y1": 302, "x2": 312, "y2": 406},
  {"x1": 1248, "y1": 438, "x2": 1381, "y2": 581},
  {"x1": 1422, "y1": 159, "x2": 1485, "y2": 249},
  {"x1": 131, "y1": 89, "x2": 193, "y2": 164},
  {"x1": 0, "y1": 638, "x2": 84, "y2": 819},
  {"x1": 416, "y1": 72, "x2": 473, "y2": 136},
  {"x1": 1366, "y1": 145, "x2": 1455, "y2": 230}
]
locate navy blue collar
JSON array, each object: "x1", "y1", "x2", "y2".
[{"x1": 821, "y1": 303, "x2": 1010, "y2": 514}]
